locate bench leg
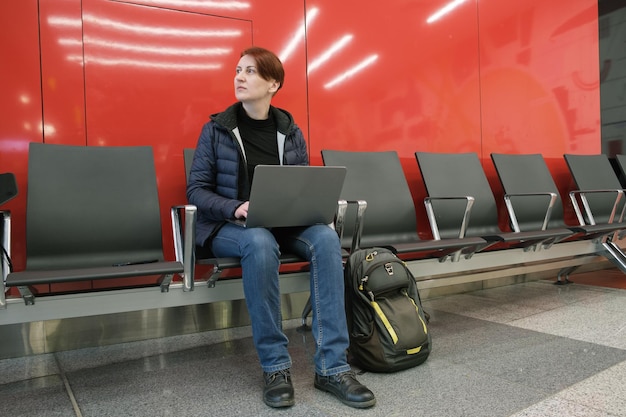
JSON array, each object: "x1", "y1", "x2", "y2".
[
  {"x1": 207, "y1": 265, "x2": 223, "y2": 288},
  {"x1": 555, "y1": 265, "x2": 577, "y2": 285},
  {"x1": 17, "y1": 286, "x2": 35, "y2": 305},
  {"x1": 159, "y1": 273, "x2": 174, "y2": 292}
]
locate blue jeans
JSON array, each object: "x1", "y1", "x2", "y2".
[{"x1": 211, "y1": 223, "x2": 351, "y2": 376}]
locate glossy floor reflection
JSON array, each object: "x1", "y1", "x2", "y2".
[{"x1": 2, "y1": 270, "x2": 626, "y2": 417}]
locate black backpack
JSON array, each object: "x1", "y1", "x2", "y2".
[{"x1": 344, "y1": 247, "x2": 431, "y2": 372}]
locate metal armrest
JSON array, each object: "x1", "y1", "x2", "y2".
[
  {"x1": 424, "y1": 196, "x2": 475, "y2": 240},
  {"x1": 568, "y1": 189, "x2": 624, "y2": 226},
  {"x1": 328, "y1": 199, "x2": 367, "y2": 252},
  {"x1": 1, "y1": 210, "x2": 11, "y2": 309},
  {"x1": 341, "y1": 200, "x2": 367, "y2": 252},
  {"x1": 503, "y1": 191, "x2": 557, "y2": 232},
  {"x1": 171, "y1": 204, "x2": 197, "y2": 291},
  {"x1": 332, "y1": 200, "x2": 348, "y2": 240}
]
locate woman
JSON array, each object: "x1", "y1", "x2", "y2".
[{"x1": 187, "y1": 47, "x2": 376, "y2": 409}]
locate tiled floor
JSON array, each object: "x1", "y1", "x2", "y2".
[{"x1": 2, "y1": 270, "x2": 626, "y2": 416}]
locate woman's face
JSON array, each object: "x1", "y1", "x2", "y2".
[{"x1": 234, "y1": 54, "x2": 278, "y2": 103}]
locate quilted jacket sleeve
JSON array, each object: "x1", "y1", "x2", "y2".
[
  {"x1": 285, "y1": 125, "x2": 309, "y2": 166},
  {"x1": 186, "y1": 122, "x2": 243, "y2": 222}
]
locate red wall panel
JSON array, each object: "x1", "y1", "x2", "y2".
[
  {"x1": 477, "y1": 0, "x2": 600, "y2": 226},
  {"x1": 307, "y1": 0, "x2": 482, "y2": 160},
  {"x1": 0, "y1": 0, "x2": 43, "y2": 278},
  {"x1": 479, "y1": 0, "x2": 600, "y2": 157},
  {"x1": 40, "y1": 0, "x2": 87, "y2": 146}
]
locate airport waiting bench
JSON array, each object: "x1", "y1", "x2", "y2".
[
  {"x1": 173, "y1": 149, "x2": 625, "y2": 328},
  {"x1": 176, "y1": 148, "x2": 623, "y2": 296},
  {"x1": 3, "y1": 147, "x2": 626, "y2": 329}
]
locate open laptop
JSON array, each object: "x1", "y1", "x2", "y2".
[{"x1": 230, "y1": 165, "x2": 347, "y2": 228}]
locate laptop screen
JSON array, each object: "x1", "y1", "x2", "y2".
[{"x1": 235, "y1": 165, "x2": 346, "y2": 228}]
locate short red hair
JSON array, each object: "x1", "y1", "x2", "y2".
[{"x1": 241, "y1": 47, "x2": 285, "y2": 92}]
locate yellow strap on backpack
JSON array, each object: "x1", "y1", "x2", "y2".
[
  {"x1": 370, "y1": 301, "x2": 398, "y2": 344},
  {"x1": 409, "y1": 296, "x2": 428, "y2": 335}
]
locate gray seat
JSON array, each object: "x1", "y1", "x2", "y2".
[
  {"x1": 564, "y1": 154, "x2": 626, "y2": 230},
  {"x1": 492, "y1": 153, "x2": 619, "y2": 241},
  {"x1": 321, "y1": 150, "x2": 485, "y2": 258},
  {"x1": 415, "y1": 152, "x2": 573, "y2": 250},
  {"x1": 5, "y1": 143, "x2": 185, "y2": 304}
]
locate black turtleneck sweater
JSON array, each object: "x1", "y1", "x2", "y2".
[{"x1": 237, "y1": 105, "x2": 279, "y2": 188}]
